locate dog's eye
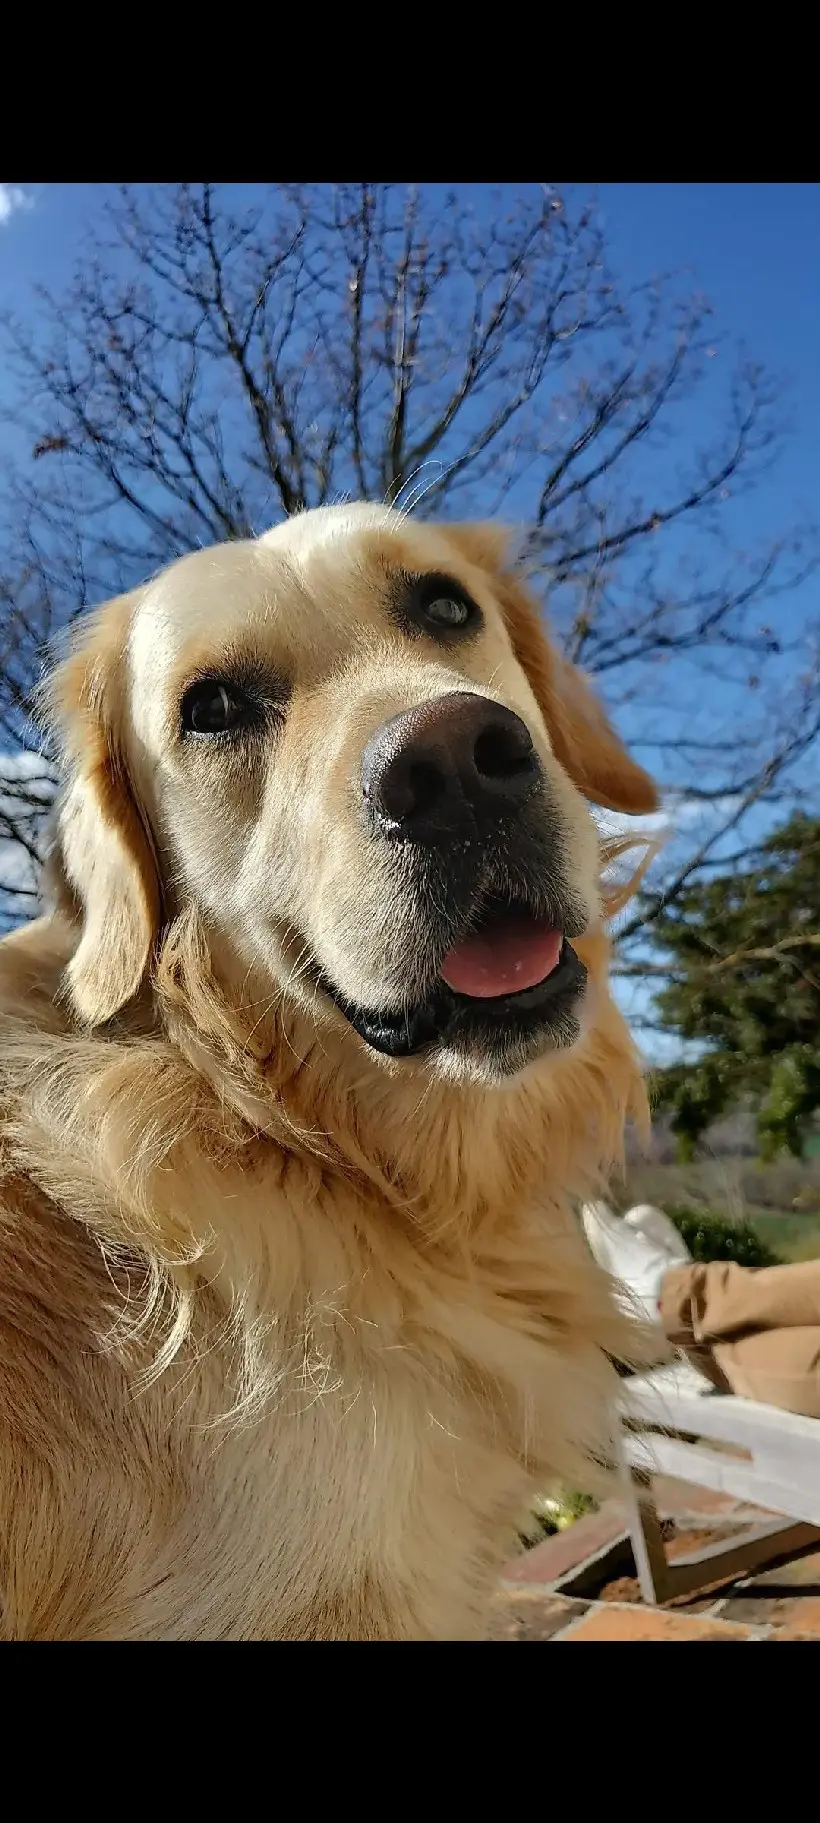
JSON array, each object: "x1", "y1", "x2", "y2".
[
  {"x1": 394, "y1": 572, "x2": 482, "y2": 640},
  {"x1": 423, "y1": 595, "x2": 472, "y2": 629},
  {"x1": 181, "y1": 679, "x2": 256, "y2": 736}
]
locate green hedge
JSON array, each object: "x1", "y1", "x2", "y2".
[{"x1": 665, "y1": 1204, "x2": 780, "y2": 1268}]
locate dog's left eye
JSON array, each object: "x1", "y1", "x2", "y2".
[
  {"x1": 423, "y1": 596, "x2": 472, "y2": 628},
  {"x1": 396, "y1": 573, "x2": 481, "y2": 639},
  {"x1": 181, "y1": 679, "x2": 257, "y2": 736}
]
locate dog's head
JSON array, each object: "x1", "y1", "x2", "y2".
[{"x1": 44, "y1": 505, "x2": 655, "y2": 1088}]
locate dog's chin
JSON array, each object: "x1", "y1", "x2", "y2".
[
  {"x1": 326, "y1": 944, "x2": 587, "y2": 1078},
  {"x1": 313, "y1": 892, "x2": 589, "y2": 1080}
]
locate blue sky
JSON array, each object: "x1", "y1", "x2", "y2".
[
  {"x1": 1, "y1": 182, "x2": 818, "y2": 1056},
  {"x1": 3, "y1": 180, "x2": 817, "y2": 640},
  {"x1": 4, "y1": 181, "x2": 820, "y2": 481},
  {"x1": 3, "y1": 180, "x2": 818, "y2": 579},
  {"x1": 596, "y1": 184, "x2": 820, "y2": 539}
]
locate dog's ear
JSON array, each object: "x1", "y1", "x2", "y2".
[
  {"x1": 445, "y1": 525, "x2": 657, "y2": 816},
  {"x1": 498, "y1": 572, "x2": 658, "y2": 813},
  {"x1": 41, "y1": 589, "x2": 162, "y2": 1027},
  {"x1": 442, "y1": 522, "x2": 516, "y2": 575}
]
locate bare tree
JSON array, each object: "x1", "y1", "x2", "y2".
[{"x1": 0, "y1": 180, "x2": 817, "y2": 964}]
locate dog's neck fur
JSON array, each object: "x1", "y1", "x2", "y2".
[
  {"x1": 0, "y1": 903, "x2": 648, "y2": 1240},
  {"x1": 0, "y1": 910, "x2": 659, "y2": 1640},
  {"x1": 0, "y1": 906, "x2": 650, "y2": 1401},
  {"x1": 152, "y1": 902, "x2": 646, "y2": 1233}
]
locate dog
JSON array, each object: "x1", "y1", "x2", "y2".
[{"x1": 0, "y1": 505, "x2": 657, "y2": 1639}]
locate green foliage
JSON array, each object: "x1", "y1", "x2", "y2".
[
  {"x1": 647, "y1": 812, "x2": 820, "y2": 1158},
  {"x1": 518, "y1": 1489, "x2": 597, "y2": 1548},
  {"x1": 664, "y1": 1203, "x2": 781, "y2": 1267},
  {"x1": 758, "y1": 1050, "x2": 820, "y2": 1162}
]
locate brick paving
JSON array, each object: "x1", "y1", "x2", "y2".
[
  {"x1": 487, "y1": 1592, "x2": 589, "y2": 1641},
  {"x1": 561, "y1": 1606, "x2": 753, "y2": 1641},
  {"x1": 489, "y1": 1484, "x2": 820, "y2": 1641},
  {"x1": 502, "y1": 1506, "x2": 627, "y2": 1587}
]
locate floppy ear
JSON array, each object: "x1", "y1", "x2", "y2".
[
  {"x1": 445, "y1": 525, "x2": 657, "y2": 816},
  {"x1": 442, "y1": 522, "x2": 517, "y2": 575},
  {"x1": 499, "y1": 573, "x2": 658, "y2": 813},
  {"x1": 41, "y1": 589, "x2": 162, "y2": 1027}
]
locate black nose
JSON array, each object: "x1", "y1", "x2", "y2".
[{"x1": 361, "y1": 692, "x2": 540, "y2": 844}]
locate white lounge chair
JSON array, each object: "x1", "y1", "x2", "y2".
[{"x1": 619, "y1": 1358, "x2": 820, "y2": 1604}]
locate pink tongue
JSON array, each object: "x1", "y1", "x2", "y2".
[{"x1": 440, "y1": 917, "x2": 563, "y2": 999}]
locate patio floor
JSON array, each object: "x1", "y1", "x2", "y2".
[{"x1": 489, "y1": 1476, "x2": 820, "y2": 1640}]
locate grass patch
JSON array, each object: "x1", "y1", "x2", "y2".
[{"x1": 746, "y1": 1212, "x2": 820, "y2": 1263}]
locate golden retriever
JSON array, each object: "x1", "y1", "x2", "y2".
[{"x1": 0, "y1": 505, "x2": 657, "y2": 1640}]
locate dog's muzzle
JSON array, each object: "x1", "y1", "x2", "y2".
[
  {"x1": 313, "y1": 692, "x2": 590, "y2": 1067},
  {"x1": 361, "y1": 692, "x2": 540, "y2": 846}
]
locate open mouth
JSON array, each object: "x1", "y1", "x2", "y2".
[{"x1": 318, "y1": 892, "x2": 588, "y2": 1061}]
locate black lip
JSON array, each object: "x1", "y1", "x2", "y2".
[{"x1": 319, "y1": 938, "x2": 588, "y2": 1060}]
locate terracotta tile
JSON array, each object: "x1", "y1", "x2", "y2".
[
  {"x1": 487, "y1": 1593, "x2": 588, "y2": 1641},
  {"x1": 665, "y1": 1524, "x2": 741, "y2": 1560},
  {"x1": 597, "y1": 1572, "x2": 730, "y2": 1614},
  {"x1": 722, "y1": 1596, "x2": 772, "y2": 1624},
  {"x1": 560, "y1": 1604, "x2": 753, "y2": 1641},
  {"x1": 723, "y1": 1593, "x2": 820, "y2": 1630},
  {"x1": 501, "y1": 1503, "x2": 626, "y2": 1585},
  {"x1": 742, "y1": 1551, "x2": 820, "y2": 1594},
  {"x1": 650, "y1": 1475, "x2": 776, "y2": 1527},
  {"x1": 651, "y1": 1476, "x2": 747, "y2": 1519},
  {"x1": 770, "y1": 1596, "x2": 820, "y2": 1636}
]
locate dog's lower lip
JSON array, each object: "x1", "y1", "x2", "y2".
[{"x1": 316, "y1": 938, "x2": 587, "y2": 1060}]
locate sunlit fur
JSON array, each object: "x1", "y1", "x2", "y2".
[{"x1": 0, "y1": 506, "x2": 660, "y2": 1640}]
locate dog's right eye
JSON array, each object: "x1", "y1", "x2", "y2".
[{"x1": 181, "y1": 679, "x2": 257, "y2": 736}]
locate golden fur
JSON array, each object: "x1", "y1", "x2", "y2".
[{"x1": 0, "y1": 506, "x2": 658, "y2": 1639}]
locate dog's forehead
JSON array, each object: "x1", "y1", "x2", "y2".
[
  {"x1": 128, "y1": 509, "x2": 482, "y2": 690},
  {"x1": 259, "y1": 501, "x2": 402, "y2": 557},
  {"x1": 260, "y1": 502, "x2": 474, "y2": 583},
  {"x1": 131, "y1": 540, "x2": 281, "y2": 666}
]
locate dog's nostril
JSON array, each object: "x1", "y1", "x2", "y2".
[
  {"x1": 407, "y1": 760, "x2": 444, "y2": 819},
  {"x1": 363, "y1": 695, "x2": 539, "y2": 842},
  {"x1": 474, "y1": 721, "x2": 534, "y2": 781},
  {"x1": 380, "y1": 756, "x2": 445, "y2": 822}
]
